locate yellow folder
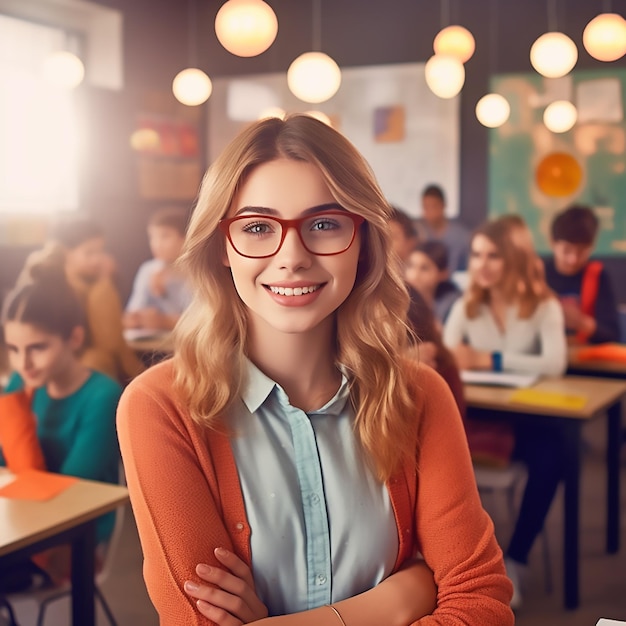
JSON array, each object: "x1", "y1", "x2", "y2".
[{"x1": 509, "y1": 388, "x2": 588, "y2": 410}]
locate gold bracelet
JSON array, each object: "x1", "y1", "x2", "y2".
[{"x1": 326, "y1": 604, "x2": 347, "y2": 626}]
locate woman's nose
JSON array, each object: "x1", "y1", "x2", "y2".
[{"x1": 274, "y1": 226, "x2": 312, "y2": 269}]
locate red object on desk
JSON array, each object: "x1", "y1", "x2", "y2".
[
  {"x1": 0, "y1": 390, "x2": 46, "y2": 473},
  {"x1": 0, "y1": 470, "x2": 77, "y2": 501},
  {"x1": 576, "y1": 343, "x2": 626, "y2": 364}
]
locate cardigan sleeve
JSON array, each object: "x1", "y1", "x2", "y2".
[
  {"x1": 411, "y1": 367, "x2": 514, "y2": 625},
  {"x1": 117, "y1": 367, "x2": 238, "y2": 626},
  {"x1": 501, "y1": 298, "x2": 567, "y2": 376}
]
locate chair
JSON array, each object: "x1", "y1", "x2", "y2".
[
  {"x1": 473, "y1": 462, "x2": 553, "y2": 594},
  {"x1": 5, "y1": 465, "x2": 126, "y2": 626},
  {"x1": 0, "y1": 596, "x2": 18, "y2": 626}
]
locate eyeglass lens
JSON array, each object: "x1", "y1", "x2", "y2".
[{"x1": 228, "y1": 213, "x2": 357, "y2": 257}]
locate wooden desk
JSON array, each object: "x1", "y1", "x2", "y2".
[
  {"x1": 0, "y1": 472, "x2": 129, "y2": 626},
  {"x1": 465, "y1": 376, "x2": 626, "y2": 610}
]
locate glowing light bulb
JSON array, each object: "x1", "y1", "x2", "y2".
[
  {"x1": 543, "y1": 100, "x2": 577, "y2": 133},
  {"x1": 476, "y1": 94, "x2": 510, "y2": 128},
  {"x1": 530, "y1": 32, "x2": 578, "y2": 78},
  {"x1": 287, "y1": 52, "x2": 342, "y2": 103},
  {"x1": 42, "y1": 51, "x2": 85, "y2": 88},
  {"x1": 172, "y1": 68, "x2": 212, "y2": 106},
  {"x1": 583, "y1": 13, "x2": 626, "y2": 62},
  {"x1": 215, "y1": 0, "x2": 278, "y2": 57},
  {"x1": 424, "y1": 54, "x2": 465, "y2": 99},
  {"x1": 433, "y1": 25, "x2": 475, "y2": 63}
]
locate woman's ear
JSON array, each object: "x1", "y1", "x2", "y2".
[{"x1": 68, "y1": 326, "x2": 85, "y2": 352}]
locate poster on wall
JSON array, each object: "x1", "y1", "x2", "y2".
[
  {"x1": 208, "y1": 62, "x2": 460, "y2": 218},
  {"x1": 488, "y1": 69, "x2": 626, "y2": 255}
]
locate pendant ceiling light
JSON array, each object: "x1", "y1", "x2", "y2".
[
  {"x1": 475, "y1": 0, "x2": 510, "y2": 128},
  {"x1": 424, "y1": 54, "x2": 465, "y2": 99},
  {"x1": 476, "y1": 94, "x2": 510, "y2": 128},
  {"x1": 173, "y1": 0, "x2": 212, "y2": 106},
  {"x1": 543, "y1": 100, "x2": 577, "y2": 133},
  {"x1": 173, "y1": 68, "x2": 212, "y2": 106},
  {"x1": 215, "y1": 0, "x2": 278, "y2": 57},
  {"x1": 583, "y1": 12, "x2": 626, "y2": 62},
  {"x1": 530, "y1": 1, "x2": 577, "y2": 78},
  {"x1": 43, "y1": 50, "x2": 85, "y2": 89},
  {"x1": 530, "y1": 32, "x2": 578, "y2": 78},
  {"x1": 287, "y1": 0, "x2": 341, "y2": 103},
  {"x1": 434, "y1": 25, "x2": 475, "y2": 63}
]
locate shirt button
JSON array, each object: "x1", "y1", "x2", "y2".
[
  {"x1": 235, "y1": 522, "x2": 245, "y2": 532},
  {"x1": 316, "y1": 574, "x2": 327, "y2": 585},
  {"x1": 311, "y1": 493, "x2": 320, "y2": 504}
]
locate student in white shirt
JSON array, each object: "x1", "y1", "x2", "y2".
[{"x1": 443, "y1": 216, "x2": 567, "y2": 609}]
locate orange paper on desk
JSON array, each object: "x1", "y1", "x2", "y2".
[
  {"x1": 0, "y1": 470, "x2": 77, "y2": 501},
  {"x1": 509, "y1": 389, "x2": 588, "y2": 410},
  {"x1": 576, "y1": 343, "x2": 626, "y2": 363}
]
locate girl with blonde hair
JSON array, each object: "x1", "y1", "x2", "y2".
[
  {"x1": 118, "y1": 115, "x2": 512, "y2": 625},
  {"x1": 443, "y1": 216, "x2": 567, "y2": 608}
]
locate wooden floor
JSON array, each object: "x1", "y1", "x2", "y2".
[{"x1": 7, "y1": 417, "x2": 626, "y2": 625}]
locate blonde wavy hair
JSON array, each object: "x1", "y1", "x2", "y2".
[
  {"x1": 173, "y1": 114, "x2": 416, "y2": 480},
  {"x1": 465, "y1": 216, "x2": 552, "y2": 319}
]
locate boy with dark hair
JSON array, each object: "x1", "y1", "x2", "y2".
[
  {"x1": 544, "y1": 205, "x2": 620, "y2": 344},
  {"x1": 124, "y1": 207, "x2": 192, "y2": 331},
  {"x1": 415, "y1": 184, "x2": 470, "y2": 272}
]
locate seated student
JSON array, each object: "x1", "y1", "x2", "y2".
[
  {"x1": 388, "y1": 207, "x2": 465, "y2": 414},
  {"x1": 0, "y1": 267, "x2": 122, "y2": 590},
  {"x1": 405, "y1": 240, "x2": 462, "y2": 326},
  {"x1": 415, "y1": 184, "x2": 471, "y2": 272},
  {"x1": 443, "y1": 216, "x2": 567, "y2": 609},
  {"x1": 18, "y1": 217, "x2": 145, "y2": 383},
  {"x1": 544, "y1": 205, "x2": 620, "y2": 345},
  {"x1": 124, "y1": 207, "x2": 192, "y2": 331}
]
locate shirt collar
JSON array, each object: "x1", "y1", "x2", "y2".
[{"x1": 242, "y1": 359, "x2": 351, "y2": 416}]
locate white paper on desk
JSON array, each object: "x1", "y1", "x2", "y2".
[
  {"x1": 596, "y1": 620, "x2": 626, "y2": 625},
  {"x1": 460, "y1": 370, "x2": 539, "y2": 388}
]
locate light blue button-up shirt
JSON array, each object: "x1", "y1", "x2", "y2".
[{"x1": 230, "y1": 361, "x2": 399, "y2": 616}]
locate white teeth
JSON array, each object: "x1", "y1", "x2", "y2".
[{"x1": 269, "y1": 285, "x2": 320, "y2": 296}]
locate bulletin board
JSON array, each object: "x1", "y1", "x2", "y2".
[
  {"x1": 208, "y1": 62, "x2": 460, "y2": 218},
  {"x1": 488, "y1": 69, "x2": 626, "y2": 255}
]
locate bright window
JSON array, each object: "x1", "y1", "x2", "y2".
[{"x1": 0, "y1": 14, "x2": 80, "y2": 215}]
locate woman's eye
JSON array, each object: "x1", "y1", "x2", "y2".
[
  {"x1": 242, "y1": 221, "x2": 273, "y2": 235},
  {"x1": 310, "y1": 219, "x2": 338, "y2": 231}
]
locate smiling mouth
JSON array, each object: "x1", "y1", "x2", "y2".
[{"x1": 266, "y1": 284, "x2": 322, "y2": 297}]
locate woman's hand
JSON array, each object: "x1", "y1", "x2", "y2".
[
  {"x1": 184, "y1": 548, "x2": 268, "y2": 625},
  {"x1": 452, "y1": 344, "x2": 491, "y2": 370}
]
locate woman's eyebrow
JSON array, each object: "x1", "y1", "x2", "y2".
[{"x1": 233, "y1": 202, "x2": 344, "y2": 217}]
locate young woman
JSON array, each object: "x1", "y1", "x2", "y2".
[
  {"x1": 117, "y1": 115, "x2": 513, "y2": 625},
  {"x1": 18, "y1": 218, "x2": 144, "y2": 383},
  {"x1": 0, "y1": 267, "x2": 122, "y2": 588},
  {"x1": 443, "y1": 217, "x2": 567, "y2": 609},
  {"x1": 405, "y1": 240, "x2": 461, "y2": 325}
]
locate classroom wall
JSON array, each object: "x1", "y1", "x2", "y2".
[{"x1": 1, "y1": 0, "x2": 625, "y2": 302}]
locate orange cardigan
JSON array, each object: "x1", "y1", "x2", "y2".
[{"x1": 117, "y1": 360, "x2": 513, "y2": 625}]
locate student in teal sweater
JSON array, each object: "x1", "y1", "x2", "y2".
[{"x1": 0, "y1": 266, "x2": 121, "y2": 591}]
